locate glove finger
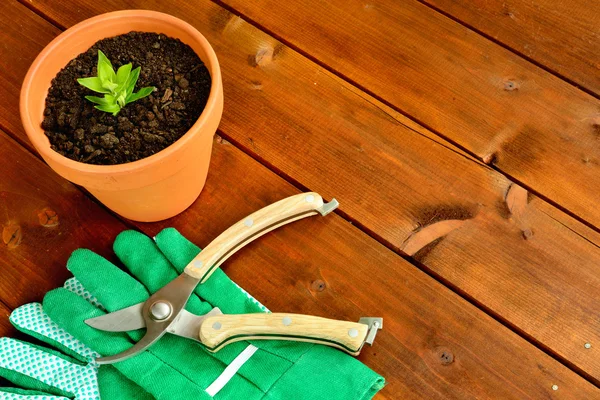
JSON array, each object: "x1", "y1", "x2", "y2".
[
  {"x1": 113, "y1": 230, "x2": 211, "y2": 316},
  {"x1": 10, "y1": 303, "x2": 98, "y2": 363},
  {"x1": 155, "y1": 228, "x2": 267, "y2": 314},
  {"x1": 64, "y1": 277, "x2": 106, "y2": 312},
  {"x1": 9, "y1": 277, "x2": 109, "y2": 362},
  {"x1": 0, "y1": 338, "x2": 89, "y2": 398},
  {"x1": 43, "y1": 288, "x2": 136, "y2": 358},
  {"x1": 0, "y1": 386, "x2": 69, "y2": 399},
  {"x1": 66, "y1": 249, "x2": 149, "y2": 312},
  {"x1": 153, "y1": 227, "x2": 201, "y2": 269}
]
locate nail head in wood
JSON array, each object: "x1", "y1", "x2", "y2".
[
  {"x1": 439, "y1": 350, "x2": 454, "y2": 365},
  {"x1": 311, "y1": 279, "x2": 326, "y2": 292}
]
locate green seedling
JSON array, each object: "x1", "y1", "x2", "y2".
[{"x1": 77, "y1": 50, "x2": 155, "y2": 116}]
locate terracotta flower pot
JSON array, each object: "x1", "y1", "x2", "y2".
[{"x1": 20, "y1": 10, "x2": 223, "y2": 222}]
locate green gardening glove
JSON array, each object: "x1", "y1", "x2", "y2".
[
  {"x1": 0, "y1": 278, "x2": 153, "y2": 400},
  {"x1": 43, "y1": 228, "x2": 384, "y2": 399}
]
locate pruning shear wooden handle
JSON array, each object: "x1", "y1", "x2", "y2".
[
  {"x1": 200, "y1": 313, "x2": 383, "y2": 356},
  {"x1": 185, "y1": 192, "x2": 338, "y2": 283}
]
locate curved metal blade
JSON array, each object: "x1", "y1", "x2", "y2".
[
  {"x1": 85, "y1": 303, "x2": 145, "y2": 332},
  {"x1": 94, "y1": 273, "x2": 200, "y2": 364},
  {"x1": 94, "y1": 320, "x2": 167, "y2": 364}
]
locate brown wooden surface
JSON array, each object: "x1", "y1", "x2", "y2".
[
  {"x1": 0, "y1": 0, "x2": 598, "y2": 397},
  {"x1": 422, "y1": 0, "x2": 600, "y2": 96},
  {"x1": 0, "y1": 302, "x2": 13, "y2": 337},
  {"x1": 215, "y1": 0, "x2": 600, "y2": 233},
  {"x1": 141, "y1": 137, "x2": 600, "y2": 399},
  {"x1": 1, "y1": 122, "x2": 599, "y2": 397},
  {"x1": 23, "y1": 0, "x2": 600, "y2": 382},
  {"x1": 0, "y1": 129, "x2": 128, "y2": 309},
  {"x1": 0, "y1": 1, "x2": 60, "y2": 147}
]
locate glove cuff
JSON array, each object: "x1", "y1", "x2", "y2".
[{"x1": 265, "y1": 344, "x2": 385, "y2": 400}]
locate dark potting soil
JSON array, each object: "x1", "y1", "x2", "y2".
[{"x1": 42, "y1": 32, "x2": 211, "y2": 165}]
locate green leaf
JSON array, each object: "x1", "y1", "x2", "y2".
[
  {"x1": 126, "y1": 87, "x2": 155, "y2": 104},
  {"x1": 102, "y1": 81, "x2": 118, "y2": 92},
  {"x1": 97, "y1": 50, "x2": 113, "y2": 70},
  {"x1": 115, "y1": 63, "x2": 132, "y2": 91},
  {"x1": 84, "y1": 95, "x2": 108, "y2": 105},
  {"x1": 95, "y1": 103, "x2": 121, "y2": 115},
  {"x1": 77, "y1": 77, "x2": 110, "y2": 94},
  {"x1": 97, "y1": 50, "x2": 116, "y2": 88},
  {"x1": 124, "y1": 67, "x2": 141, "y2": 96},
  {"x1": 85, "y1": 94, "x2": 116, "y2": 106}
]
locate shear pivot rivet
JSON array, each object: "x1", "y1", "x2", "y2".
[
  {"x1": 348, "y1": 328, "x2": 359, "y2": 338},
  {"x1": 212, "y1": 322, "x2": 222, "y2": 330},
  {"x1": 282, "y1": 317, "x2": 292, "y2": 326},
  {"x1": 584, "y1": 342, "x2": 592, "y2": 349},
  {"x1": 150, "y1": 301, "x2": 172, "y2": 321},
  {"x1": 305, "y1": 195, "x2": 315, "y2": 203},
  {"x1": 244, "y1": 218, "x2": 254, "y2": 227},
  {"x1": 552, "y1": 385, "x2": 558, "y2": 391}
]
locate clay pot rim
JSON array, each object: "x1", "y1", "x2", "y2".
[{"x1": 20, "y1": 9, "x2": 222, "y2": 176}]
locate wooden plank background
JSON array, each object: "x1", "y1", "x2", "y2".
[
  {"x1": 215, "y1": 0, "x2": 600, "y2": 233},
  {"x1": 22, "y1": 0, "x2": 600, "y2": 382},
  {"x1": 421, "y1": 0, "x2": 600, "y2": 96},
  {"x1": 0, "y1": 302, "x2": 13, "y2": 337},
  {"x1": 1, "y1": 109, "x2": 598, "y2": 398},
  {"x1": 0, "y1": 0, "x2": 598, "y2": 397},
  {"x1": 0, "y1": 131, "x2": 127, "y2": 309}
]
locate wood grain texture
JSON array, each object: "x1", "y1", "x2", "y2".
[
  {"x1": 217, "y1": 0, "x2": 600, "y2": 232},
  {"x1": 0, "y1": 1, "x2": 60, "y2": 147},
  {"x1": 1, "y1": 114, "x2": 597, "y2": 397},
  {"x1": 0, "y1": 130, "x2": 128, "y2": 309},
  {"x1": 422, "y1": 0, "x2": 600, "y2": 95},
  {"x1": 138, "y1": 136, "x2": 599, "y2": 398},
  {"x1": 0, "y1": 59, "x2": 594, "y2": 397},
  {"x1": 0, "y1": 302, "x2": 14, "y2": 337},
  {"x1": 11, "y1": 0, "x2": 600, "y2": 381},
  {"x1": 200, "y1": 313, "x2": 369, "y2": 354},
  {"x1": 0, "y1": 63, "x2": 594, "y2": 400}
]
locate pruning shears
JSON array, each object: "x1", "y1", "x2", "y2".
[{"x1": 85, "y1": 193, "x2": 383, "y2": 364}]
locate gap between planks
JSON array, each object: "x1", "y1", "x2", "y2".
[{"x1": 11, "y1": 0, "x2": 600, "y2": 389}]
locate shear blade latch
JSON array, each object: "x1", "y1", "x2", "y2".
[{"x1": 358, "y1": 317, "x2": 383, "y2": 345}]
